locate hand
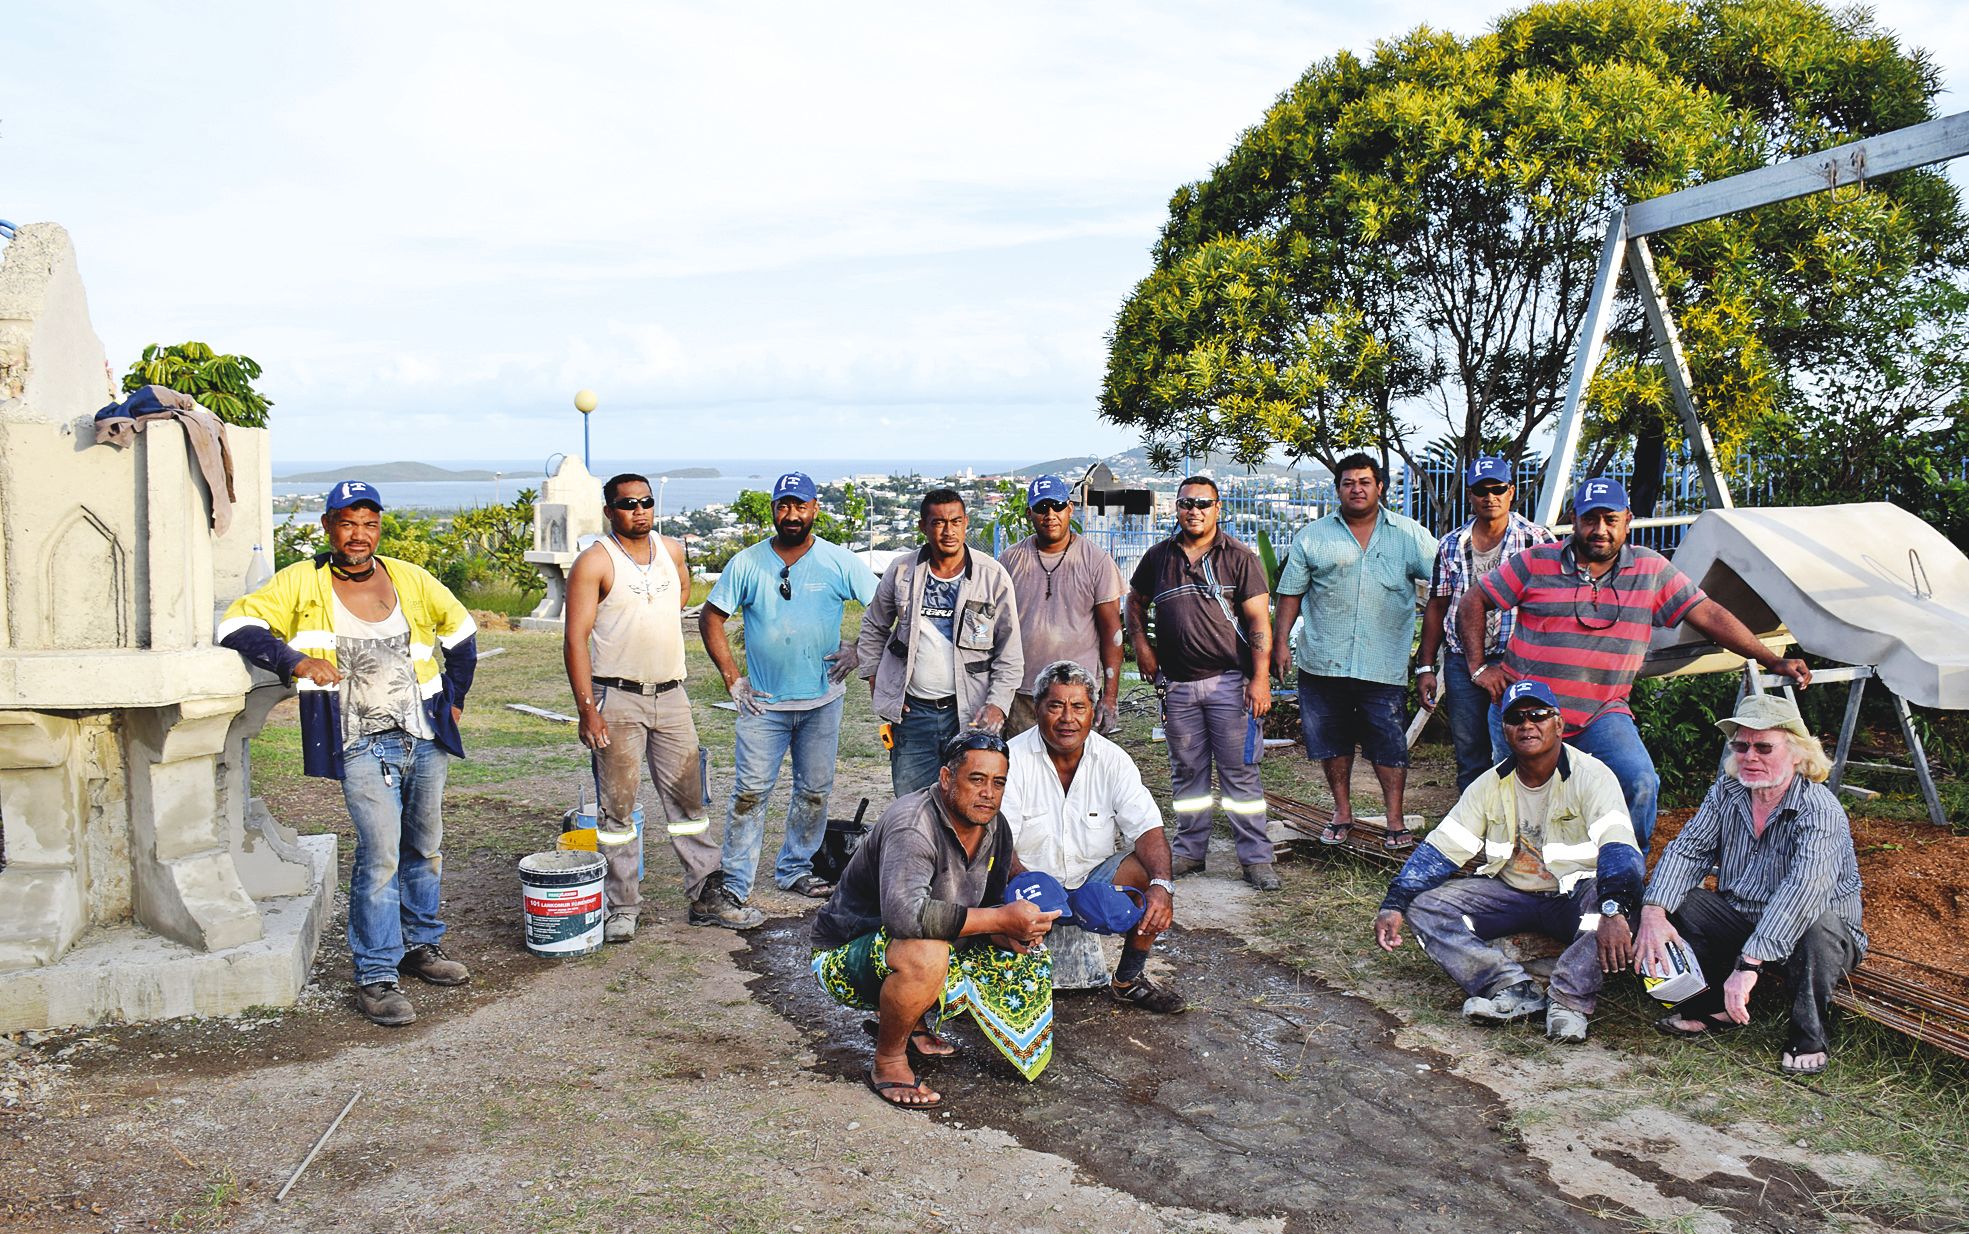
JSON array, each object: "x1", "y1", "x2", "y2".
[
  {"x1": 578, "y1": 701, "x2": 610, "y2": 751},
  {"x1": 997, "y1": 897, "x2": 1060, "y2": 947},
  {"x1": 1270, "y1": 648, "x2": 1292, "y2": 685},
  {"x1": 1374, "y1": 909, "x2": 1405, "y2": 952},
  {"x1": 1095, "y1": 698, "x2": 1120, "y2": 734},
  {"x1": 989, "y1": 932, "x2": 1032, "y2": 955},
  {"x1": 1768, "y1": 657, "x2": 1812, "y2": 690},
  {"x1": 1417, "y1": 669, "x2": 1439, "y2": 710},
  {"x1": 972, "y1": 703, "x2": 1007, "y2": 734},
  {"x1": 1596, "y1": 913, "x2": 1635, "y2": 974},
  {"x1": 1632, "y1": 905, "x2": 1681, "y2": 977},
  {"x1": 1139, "y1": 884, "x2": 1174, "y2": 936},
  {"x1": 1722, "y1": 965, "x2": 1760, "y2": 1024},
  {"x1": 1136, "y1": 650, "x2": 1159, "y2": 682},
  {"x1": 728, "y1": 676, "x2": 771, "y2": 716},
  {"x1": 451, "y1": 705, "x2": 463, "y2": 726},
  {"x1": 824, "y1": 640, "x2": 860, "y2": 685},
  {"x1": 1472, "y1": 662, "x2": 1510, "y2": 704},
  {"x1": 293, "y1": 656, "x2": 341, "y2": 687},
  {"x1": 1246, "y1": 674, "x2": 1272, "y2": 718}
]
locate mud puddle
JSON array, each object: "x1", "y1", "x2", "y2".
[{"x1": 742, "y1": 920, "x2": 1632, "y2": 1234}]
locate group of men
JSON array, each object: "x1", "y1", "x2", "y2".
[{"x1": 218, "y1": 456, "x2": 1869, "y2": 1095}]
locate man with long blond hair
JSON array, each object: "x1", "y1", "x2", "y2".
[{"x1": 1636, "y1": 694, "x2": 1864, "y2": 1076}]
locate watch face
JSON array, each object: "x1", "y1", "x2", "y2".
[{"x1": 1600, "y1": 900, "x2": 1621, "y2": 916}]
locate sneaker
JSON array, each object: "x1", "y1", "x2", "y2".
[
  {"x1": 1170, "y1": 856, "x2": 1207, "y2": 877},
  {"x1": 1110, "y1": 974, "x2": 1188, "y2": 1014},
  {"x1": 1241, "y1": 862, "x2": 1282, "y2": 892},
  {"x1": 1462, "y1": 980, "x2": 1548, "y2": 1025},
  {"x1": 689, "y1": 884, "x2": 766, "y2": 930},
  {"x1": 399, "y1": 943, "x2": 470, "y2": 986},
  {"x1": 1546, "y1": 1005, "x2": 1589, "y2": 1043},
  {"x1": 355, "y1": 981, "x2": 415, "y2": 1027},
  {"x1": 603, "y1": 912, "x2": 638, "y2": 944}
]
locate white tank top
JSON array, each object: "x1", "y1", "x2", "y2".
[{"x1": 590, "y1": 535, "x2": 688, "y2": 685}]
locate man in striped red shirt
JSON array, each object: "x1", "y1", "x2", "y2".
[{"x1": 1456, "y1": 477, "x2": 1809, "y2": 849}]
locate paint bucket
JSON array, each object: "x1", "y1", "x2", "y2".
[
  {"x1": 519, "y1": 849, "x2": 606, "y2": 957},
  {"x1": 564, "y1": 801, "x2": 644, "y2": 877}
]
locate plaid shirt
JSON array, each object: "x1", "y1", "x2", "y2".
[{"x1": 1432, "y1": 513, "x2": 1554, "y2": 657}]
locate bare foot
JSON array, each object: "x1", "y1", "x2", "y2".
[
  {"x1": 1781, "y1": 1049, "x2": 1827, "y2": 1075},
  {"x1": 910, "y1": 1013, "x2": 956, "y2": 1056}
]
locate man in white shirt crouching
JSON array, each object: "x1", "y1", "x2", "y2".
[{"x1": 1002, "y1": 660, "x2": 1185, "y2": 1012}]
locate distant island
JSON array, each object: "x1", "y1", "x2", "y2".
[
  {"x1": 657, "y1": 466, "x2": 720, "y2": 479},
  {"x1": 276, "y1": 461, "x2": 500, "y2": 483}
]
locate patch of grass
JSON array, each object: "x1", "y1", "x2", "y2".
[
  {"x1": 166, "y1": 1167, "x2": 241, "y2": 1230},
  {"x1": 460, "y1": 579, "x2": 545, "y2": 618}
]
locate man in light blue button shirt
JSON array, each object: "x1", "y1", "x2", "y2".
[
  {"x1": 1270, "y1": 452, "x2": 1437, "y2": 851},
  {"x1": 701, "y1": 471, "x2": 879, "y2": 909}
]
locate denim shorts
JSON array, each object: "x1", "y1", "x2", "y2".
[{"x1": 1297, "y1": 673, "x2": 1410, "y2": 767}]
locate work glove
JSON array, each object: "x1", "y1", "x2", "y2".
[
  {"x1": 824, "y1": 639, "x2": 860, "y2": 686},
  {"x1": 729, "y1": 676, "x2": 771, "y2": 716}
]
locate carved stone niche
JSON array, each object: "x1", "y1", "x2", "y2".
[{"x1": 521, "y1": 454, "x2": 606, "y2": 630}]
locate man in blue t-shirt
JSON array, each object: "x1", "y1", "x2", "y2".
[{"x1": 701, "y1": 471, "x2": 880, "y2": 912}]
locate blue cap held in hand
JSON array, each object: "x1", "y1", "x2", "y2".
[
  {"x1": 1066, "y1": 880, "x2": 1147, "y2": 936},
  {"x1": 1004, "y1": 870, "x2": 1069, "y2": 917}
]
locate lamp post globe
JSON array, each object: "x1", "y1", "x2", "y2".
[{"x1": 573, "y1": 389, "x2": 598, "y2": 468}]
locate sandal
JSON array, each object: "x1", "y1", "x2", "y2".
[
  {"x1": 1780, "y1": 1050, "x2": 1828, "y2": 1076},
  {"x1": 860, "y1": 1017, "x2": 958, "y2": 1057},
  {"x1": 1652, "y1": 1012, "x2": 1742, "y2": 1039},
  {"x1": 788, "y1": 873, "x2": 834, "y2": 899},
  {"x1": 1382, "y1": 826, "x2": 1416, "y2": 852},
  {"x1": 864, "y1": 1065, "x2": 941, "y2": 1110},
  {"x1": 1318, "y1": 820, "x2": 1352, "y2": 847}
]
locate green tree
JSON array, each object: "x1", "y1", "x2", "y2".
[
  {"x1": 730, "y1": 488, "x2": 855, "y2": 545},
  {"x1": 122, "y1": 341, "x2": 274, "y2": 428},
  {"x1": 1101, "y1": 0, "x2": 1963, "y2": 477}
]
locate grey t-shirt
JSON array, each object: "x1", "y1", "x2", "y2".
[
  {"x1": 812, "y1": 787, "x2": 1012, "y2": 950},
  {"x1": 1001, "y1": 535, "x2": 1124, "y2": 695}
]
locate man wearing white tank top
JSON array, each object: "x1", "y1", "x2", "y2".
[{"x1": 565, "y1": 474, "x2": 738, "y2": 940}]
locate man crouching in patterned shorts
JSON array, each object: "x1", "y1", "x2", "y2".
[{"x1": 811, "y1": 731, "x2": 1061, "y2": 1109}]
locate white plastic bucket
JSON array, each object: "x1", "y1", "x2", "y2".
[{"x1": 519, "y1": 849, "x2": 606, "y2": 957}]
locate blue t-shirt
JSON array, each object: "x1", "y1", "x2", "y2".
[
  {"x1": 707, "y1": 538, "x2": 879, "y2": 705},
  {"x1": 920, "y1": 575, "x2": 960, "y2": 641}
]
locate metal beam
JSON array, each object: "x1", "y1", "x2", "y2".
[
  {"x1": 1627, "y1": 111, "x2": 1969, "y2": 237},
  {"x1": 1536, "y1": 211, "x2": 1628, "y2": 527},
  {"x1": 1628, "y1": 236, "x2": 1732, "y2": 511}
]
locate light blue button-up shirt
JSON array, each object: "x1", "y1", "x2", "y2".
[{"x1": 1277, "y1": 508, "x2": 1437, "y2": 686}]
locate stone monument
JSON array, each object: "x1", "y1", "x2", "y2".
[
  {"x1": 518, "y1": 453, "x2": 606, "y2": 631},
  {"x1": 0, "y1": 222, "x2": 334, "y2": 1032}
]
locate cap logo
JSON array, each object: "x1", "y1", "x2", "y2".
[{"x1": 1585, "y1": 480, "x2": 1611, "y2": 499}]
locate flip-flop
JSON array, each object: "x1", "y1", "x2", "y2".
[
  {"x1": 864, "y1": 1065, "x2": 941, "y2": 1110},
  {"x1": 1781, "y1": 1050, "x2": 1828, "y2": 1076},
  {"x1": 1382, "y1": 827, "x2": 1416, "y2": 852},
  {"x1": 859, "y1": 1017, "x2": 958, "y2": 1056},
  {"x1": 1652, "y1": 1012, "x2": 1743, "y2": 1039},
  {"x1": 1319, "y1": 820, "x2": 1352, "y2": 846}
]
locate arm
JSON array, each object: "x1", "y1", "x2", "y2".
[
  {"x1": 218, "y1": 569, "x2": 328, "y2": 684},
  {"x1": 1374, "y1": 841, "x2": 1464, "y2": 949},
  {"x1": 1125, "y1": 589, "x2": 1159, "y2": 681},
  {"x1": 1271, "y1": 593, "x2": 1302, "y2": 683},
  {"x1": 1093, "y1": 597, "x2": 1124, "y2": 720},
  {"x1": 1680, "y1": 599, "x2": 1811, "y2": 689},
  {"x1": 856, "y1": 560, "x2": 902, "y2": 684},
  {"x1": 879, "y1": 829, "x2": 1054, "y2": 945},
  {"x1": 1415, "y1": 593, "x2": 1450, "y2": 709},
  {"x1": 1130, "y1": 826, "x2": 1175, "y2": 936},
  {"x1": 563, "y1": 547, "x2": 610, "y2": 750},
  {"x1": 1239, "y1": 591, "x2": 1272, "y2": 716},
  {"x1": 424, "y1": 569, "x2": 479, "y2": 721},
  {"x1": 698, "y1": 604, "x2": 741, "y2": 687}
]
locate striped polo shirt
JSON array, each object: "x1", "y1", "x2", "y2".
[{"x1": 1477, "y1": 540, "x2": 1705, "y2": 733}]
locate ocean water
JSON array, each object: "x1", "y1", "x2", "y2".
[{"x1": 272, "y1": 456, "x2": 1030, "y2": 515}]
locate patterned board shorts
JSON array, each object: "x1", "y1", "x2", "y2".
[{"x1": 812, "y1": 928, "x2": 1054, "y2": 1081}]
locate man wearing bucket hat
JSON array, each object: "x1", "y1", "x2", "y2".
[
  {"x1": 811, "y1": 731, "x2": 1060, "y2": 1108},
  {"x1": 1373, "y1": 680, "x2": 1643, "y2": 1043},
  {"x1": 1415, "y1": 456, "x2": 1555, "y2": 792},
  {"x1": 1458, "y1": 475, "x2": 1810, "y2": 850},
  {"x1": 1637, "y1": 694, "x2": 1865, "y2": 1076},
  {"x1": 999, "y1": 475, "x2": 1125, "y2": 739},
  {"x1": 1001, "y1": 660, "x2": 1185, "y2": 1012},
  {"x1": 220, "y1": 480, "x2": 478, "y2": 1027},
  {"x1": 700, "y1": 470, "x2": 879, "y2": 919}
]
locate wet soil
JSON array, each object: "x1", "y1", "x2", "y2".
[{"x1": 741, "y1": 920, "x2": 1630, "y2": 1234}]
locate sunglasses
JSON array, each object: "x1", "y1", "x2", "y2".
[
  {"x1": 778, "y1": 564, "x2": 792, "y2": 601},
  {"x1": 1470, "y1": 484, "x2": 1511, "y2": 498},
  {"x1": 1175, "y1": 497, "x2": 1217, "y2": 511},
  {"x1": 1505, "y1": 706, "x2": 1559, "y2": 724},
  {"x1": 941, "y1": 730, "x2": 1009, "y2": 761},
  {"x1": 1030, "y1": 500, "x2": 1069, "y2": 515},
  {"x1": 1729, "y1": 739, "x2": 1783, "y2": 756},
  {"x1": 609, "y1": 496, "x2": 656, "y2": 511}
]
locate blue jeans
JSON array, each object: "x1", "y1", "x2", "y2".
[
  {"x1": 889, "y1": 699, "x2": 959, "y2": 799},
  {"x1": 339, "y1": 729, "x2": 449, "y2": 986},
  {"x1": 719, "y1": 696, "x2": 844, "y2": 900},
  {"x1": 1567, "y1": 711, "x2": 1659, "y2": 852},
  {"x1": 1441, "y1": 659, "x2": 1507, "y2": 792}
]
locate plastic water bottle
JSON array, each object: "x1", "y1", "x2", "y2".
[{"x1": 244, "y1": 544, "x2": 274, "y2": 593}]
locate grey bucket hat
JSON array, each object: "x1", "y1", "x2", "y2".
[{"x1": 1715, "y1": 693, "x2": 1811, "y2": 739}]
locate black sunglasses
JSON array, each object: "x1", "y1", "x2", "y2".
[
  {"x1": 1573, "y1": 586, "x2": 1618, "y2": 631},
  {"x1": 1175, "y1": 497, "x2": 1217, "y2": 510},
  {"x1": 778, "y1": 564, "x2": 792, "y2": 601},
  {"x1": 941, "y1": 730, "x2": 1009, "y2": 762},
  {"x1": 1505, "y1": 706, "x2": 1560, "y2": 724},
  {"x1": 1030, "y1": 500, "x2": 1069, "y2": 515},
  {"x1": 1470, "y1": 484, "x2": 1511, "y2": 498},
  {"x1": 1729, "y1": 739, "x2": 1782, "y2": 756},
  {"x1": 609, "y1": 496, "x2": 656, "y2": 510}
]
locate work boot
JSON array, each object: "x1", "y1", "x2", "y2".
[
  {"x1": 1241, "y1": 862, "x2": 1282, "y2": 892},
  {"x1": 1462, "y1": 980, "x2": 1548, "y2": 1025},
  {"x1": 603, "y1": 912, "x2": 638, "y2": 944},
  {"x1": 1546, "y1": 1005, "x2": 1589, "y2": 1043},
  {"x1": 1170, "y1": 856, "x2": 1206, "y2": 877},
  {"x1": 689, "y1": 879, "x2": 766, "y2": 930},
  {"x1": 355, "y1": 981, "x2": 415, "y2": 1027},
  {"x1": 399, "y1": 942, "x2": 470, "y2": 986}
]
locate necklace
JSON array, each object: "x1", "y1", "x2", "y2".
[
  {"x1": 611, "y1": 532, "x2": 655, "y2": 601},
  {"x1": 1035, "y1": 534, "x2": 1072, "y2": 599}
]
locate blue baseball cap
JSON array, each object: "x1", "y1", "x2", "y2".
[
  {"x1": 1466, "y1": 457, "x2": 1512, "y2": 488},
  {"x1": 1573, "y1": 476, "x2": 1630, "y2": 517},
  {"x1": 325, "y1": 480, "x2": 384, "y2": 512},
  {"x1": 1501, "y1": 679, "x2": 1561, "y2": 717},
  {"x1": 770, "y1": 471, "x2": 817, "y2": 504},
  {"x1": 1004, "y1": 870, "x2": 1069, "y2": 917},
  {"x1": 1026, "y1": 474, "x2": 1073, "y2": 507},
  {"x1": 1066, "y1": 880, "x2": 1147, "y2": 936}
]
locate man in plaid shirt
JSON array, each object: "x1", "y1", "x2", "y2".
[{"x1": 1416, "y1": 458, "x2": 1555, "y2": 790}]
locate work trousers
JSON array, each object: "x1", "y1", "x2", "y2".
[
  {"x1": 889, "y1": 698, "x2": 960, "y2": 798},
  {"x1": 1666, "y1": 888, "x2": 1861, "y2": 1056},
  {"x1": 1165, "y1": 670, "x2": 1271, "y2": 868},
  {"x1": 1405, "y1": 876, "x2": 1616, "y2": 1014},
  {"x1": 591, "y1": 683, "x2": 721, "y2": 913}
]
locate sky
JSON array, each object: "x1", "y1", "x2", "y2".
[{"x1": 3, "y1": 1, "x2": 1964, "y2": 465}]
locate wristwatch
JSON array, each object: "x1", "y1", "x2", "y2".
[
  {"x1": 1149, "y1": 878, "x2": 1177, "y2": 897},
  {"x1": 1734, "y1": 955, "x2": 1764, "y2": 973},
  {"x1": 1599, "y1": 898, "x2": 1624, "y2": 917},
  {"x1": 1414, "y1": 664, "x2": 1435, "y2": 677}
]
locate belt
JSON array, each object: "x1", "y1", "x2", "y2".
[
  {"x1": 593, "y1": 675, "x2": 682, "y2": 696},
  {"x1": 905, "y1": 693, "x2": 957, "y2": 711}
]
